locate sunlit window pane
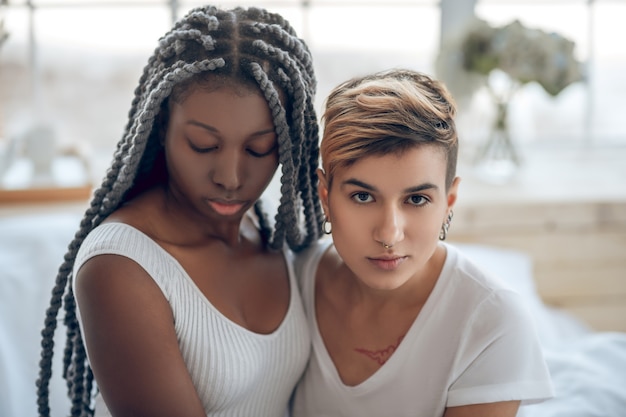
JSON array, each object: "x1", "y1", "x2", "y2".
[
  {"x1": 0, "y1": 0, "x2": 624, "y2": 155},
  {"x1": 591, "y1": 1, "x2": 626, "y2": 144}
]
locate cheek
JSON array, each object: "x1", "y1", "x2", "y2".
[
  {"x1": 328, "y1": 199, "x2": 363, "y2": 235},
  {"x1": 407, "y1": 211, "x2": 446, "y2": 240},
  {"x1": 330, "y1": 203, "x2": 444, "y2": 243},
  {"x1": 327, "y1": 206, "x2": 364, "y2": 263},
  {"x1": 166, "y1": 148, "x2": 201, "y2": 177},
  {"x1": 163, "y1": 146, "x2": 209, "y2": 190},
  {"x1": 254, "y1": 157, "x2": 279, "y2": 185},
  {"x1": 415, "y1": 220, "x2": 441, "y2": 239}
]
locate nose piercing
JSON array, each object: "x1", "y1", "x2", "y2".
[{"x1": 382, "y1": 242, "x2": 393, "y2": 250}]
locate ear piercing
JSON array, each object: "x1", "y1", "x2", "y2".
[
  {"x1": 439, "y1": 210, "x2": 454, "y2": 241},
  {"x1": 322, "y1": 217, "x2": 332, "y2": 234}
]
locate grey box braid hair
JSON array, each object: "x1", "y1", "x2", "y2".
[{"x1": 36, "y1": 5, "x2": 323, "y2": 417}]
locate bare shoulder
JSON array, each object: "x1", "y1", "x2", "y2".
[
  {"x1": 102, "y1": 187, "x2": 162, "y2": 229},
  {"x1": 74, "y1": 252, "x2": 205, "y2": 415},
  {"x1": 75, "y1": 253, "x2": 167, "y2": 316},
  {"x1": 74, "y1": 253, "x2": 173, "y2": 351}
]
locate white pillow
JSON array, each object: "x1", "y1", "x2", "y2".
[{"x1": 0, "y1": 213, "x2": 79, "y2": 417}]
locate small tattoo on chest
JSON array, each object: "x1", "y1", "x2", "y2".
[{"x1": 354, "y1": 335, "x2": 405, "y2": 365}]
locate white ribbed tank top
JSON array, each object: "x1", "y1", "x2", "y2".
[{"x1": 73, "y1": 222, "x2": 311, "y2": 417}]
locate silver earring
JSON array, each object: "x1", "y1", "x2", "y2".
[
  {"x1": 323, "y1": 217, "x2": 332, "y2": 235},
  {"x1": 439, "y1": 210, "x2": 454, "y2": 241}
]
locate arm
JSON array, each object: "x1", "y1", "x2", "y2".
[
  {"x1": 446, "y1": 289, "x2": 553, "y2": 413},
  {"x1": 444, "y1": 400, "x2": 520, "y2": 417},
  {"x1": 75, "y1": 254, "x2": 207, "y2": 417}
]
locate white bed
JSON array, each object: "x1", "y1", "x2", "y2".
[{"x1": 1, "y1": 212, "x2": 625, "y2": 417}]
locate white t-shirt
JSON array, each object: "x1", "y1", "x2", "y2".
[{"x1": 292, "y1": 238, "x2": 554, "y2": 417}]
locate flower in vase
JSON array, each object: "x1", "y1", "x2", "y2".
[
  {"x1": 436, "y1": 17, "x2": 583, "y2": 182},
  {"x1": 455, "y1": 18, "x2": 583, "y2": 97}
]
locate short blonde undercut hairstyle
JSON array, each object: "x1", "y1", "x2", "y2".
[{"x1": 320, "y1": 68, "x2": 458, "y2": 190}]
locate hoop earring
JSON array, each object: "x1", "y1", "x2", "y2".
[
  {"x1": 323, "y1": 217, "x2": 332, "y2": 235},
  {"x1": 439, "y1": 210, "x2": 454, "y2": 241}
]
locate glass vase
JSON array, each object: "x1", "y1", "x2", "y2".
[{"x1": 473, "y1": 76, "x2": 521, "y2": 184}]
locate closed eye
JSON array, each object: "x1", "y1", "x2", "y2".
[
  {"x1": 247, "y1": 144, "x2": 277, "y2": 158},
  {"x1": 188, "y1": 141, "x2": 217, "y2": 154}
]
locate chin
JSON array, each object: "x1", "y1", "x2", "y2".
[{"x1": 358, "y1": 274, "x2": 412, "y2": 292}]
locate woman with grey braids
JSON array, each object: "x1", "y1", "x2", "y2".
[{"x1": 37, "y1": 5, "x2": 323, "y2": 417}]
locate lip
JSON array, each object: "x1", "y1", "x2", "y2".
[
  {"x1": 206, "y1": 199, "x2": 246, "y2": 216},
  {"x1": 367, "y1": 255, "x2": 407, "y2": 271}
]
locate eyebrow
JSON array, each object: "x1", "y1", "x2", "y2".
[
  {"x1": 341, "y1": 178, "x2": 439, "y2": 194},
  {"x1": 187, "y1": 120, "x2": 276, "y2": 137}
]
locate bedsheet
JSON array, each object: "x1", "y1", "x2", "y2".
[
  {"x1": 0, "y1": 213, "x2": 74, "y2": 417},
  {"x1": 1, "y1": 213, "x2": 625, "y2": 417},
  {"x1": 521, "y1": 332, "x2": 626, "y2": 417},
  {"x1": 460, "y1": 244, "x2": 626, "y2": 417}
]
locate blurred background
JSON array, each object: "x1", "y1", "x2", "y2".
[
  {"x1": 1, "y1": 0, "x2": 626, "y2": 180},
  {"x1": 1, "y1": 0, "x2": 625, "y2": 166},
  {"x1": 1, "y1": 3, "x2": 626, "y2": 416},
  {"x1": 0, "y1": 0, "x2": 624, "y2": 330}
]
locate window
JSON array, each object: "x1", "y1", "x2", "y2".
[
  {"x1": 0, "y1": 0, "x2": 623, "y2": 171},
  {"x1": 473, "y1": 0, "x2": 626, "y2": 146}
]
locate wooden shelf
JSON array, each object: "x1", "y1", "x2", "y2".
[
  {"x1": 449, "y1": 145, "x2": 626, "y2": 333},
  {"x1": 0, "y1": 185, "x2": 92, "y2": 204}
]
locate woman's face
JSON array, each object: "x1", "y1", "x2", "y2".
[
  {"x1": 163, "y1": 86, "x2": 279, "y2": 220},
  {"x1": 319, "y1": 145, "x2": 459, "y2": 291}
]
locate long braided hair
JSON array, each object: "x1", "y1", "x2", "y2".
[{"x1": 36, "y1": 5, "x2": 323, "y2": 417}]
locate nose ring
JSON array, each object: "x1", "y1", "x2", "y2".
[{"x1": 382, "y1": 242, "x2": 393, "y2": 250}]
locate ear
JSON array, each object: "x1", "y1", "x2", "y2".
[
  {"x1": 317, "y1": 168, "x2": 330, "y2": 218},
  {"x1": 446, "y1": 176, "x2": 461, "y2": 211}
]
